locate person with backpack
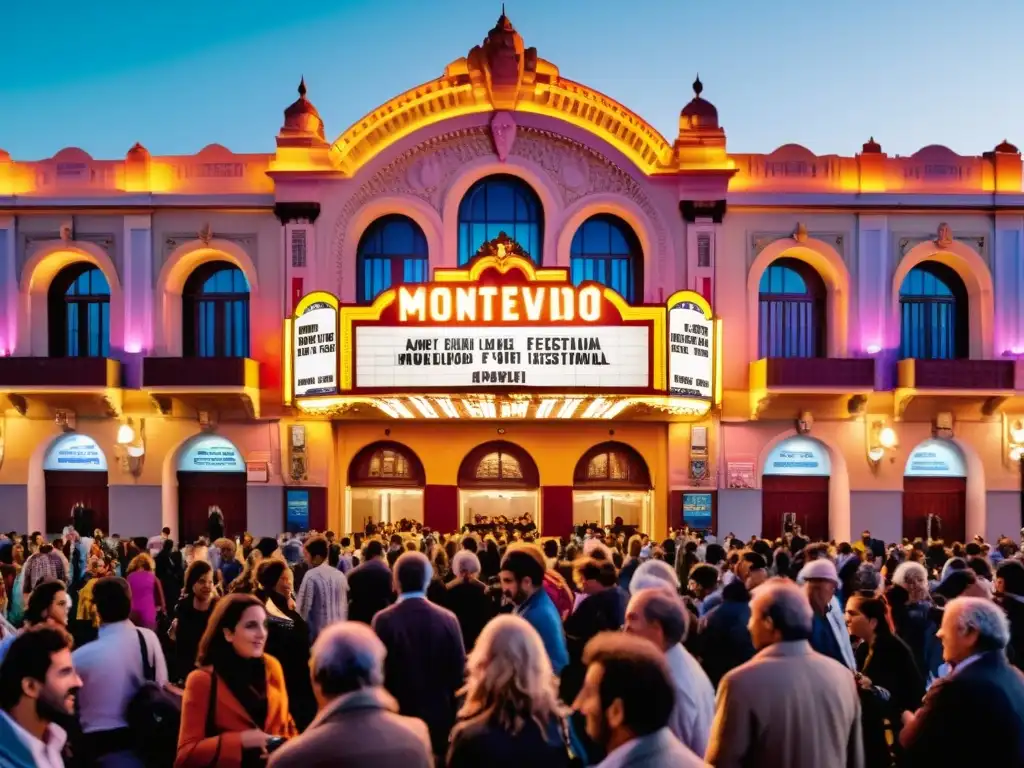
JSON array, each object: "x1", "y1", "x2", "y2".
[{"x1": 71, "y1": 576, "x2": 170, "y2": 767}]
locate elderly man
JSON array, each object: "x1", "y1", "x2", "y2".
[
  {"x1": 900, "y1": 597, "x2": 1024, "y2": 765},
  {"x1": 268, "y1": 622, "x2": 432, "y2": 767},
  {"x1": 373, "y1": 551, "x2": 466, "y2": 760},
  {"x1": 706, "y1": 578, "x2": 863, "y2": 768},
  {"x1": 798, "y1": 558, "x2": 856, "y2": 669},
  {"x1": 445, "y1": 549, "x2": 495, "y2": 651},
  {"x1": 624, "y1": 589, "x2": 714, "y2": 757}
]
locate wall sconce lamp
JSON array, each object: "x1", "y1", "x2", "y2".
[
  {"x1": 867, "y1": 419, "x2": 898, "y2": 469},
  {"x1": 116, "y1": 417, "x2": 146, "y2": 476},
  {"x1": 1007, "y1": 418, "x2": 1024, "y2": 462}
]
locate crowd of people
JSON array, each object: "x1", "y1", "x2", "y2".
[{"x1": 1, "y1": 515, "x2": 1024, "y2": 766}]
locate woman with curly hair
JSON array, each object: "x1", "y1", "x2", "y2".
[{"x1": 447, "y1": 614, "x2": 581, "y2": 768}]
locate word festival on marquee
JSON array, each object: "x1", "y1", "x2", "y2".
[
  {"x1": 397, "y1": 334, "x2": 611, "y2": 385},
  {"x1": 398, "y1": 283, "x2": 604, "y2": 323}
]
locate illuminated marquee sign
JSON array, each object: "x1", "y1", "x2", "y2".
[
  {"x1": 667, "y1": 292, "x2": 713, "y2": 400},
  {"x1": 284, "y1": 245, "x2": 720, "y2": 415},
  {"x1": 292, "y1": 293, "x2": 339, "y2": 397}
]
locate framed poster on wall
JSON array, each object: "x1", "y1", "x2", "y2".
[
  {"x1": 682, "y1": 492, "x2": 714, "y2": 532},
  {"x1": 285, "y1": 488, "x2": 310, "y2": 534}
]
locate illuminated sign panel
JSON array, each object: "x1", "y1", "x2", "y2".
[
  {"x1": 291, "y1": 293, "x2": 339, "y2": 398},
  {"x1": 355, "y1": 325, "x2": 649, "y2": 389},
  {"x1": 667, "y1": 292, "x2": 714, "y2": 400},
  {"x1": 283, "y1": 244, "x2": 721, "y2": 418}
]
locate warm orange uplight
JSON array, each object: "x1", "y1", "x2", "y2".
[{"x1": 397, "y1": 284, "x2": 603, "y2": 324}]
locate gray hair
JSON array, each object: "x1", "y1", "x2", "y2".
[
  {"x1": 311, "y1": 622, "x2": 386, "y2": 696},
  {"x1": 948, "y1": 596, "x2": 1011, "y2": 651},
  {"x1": 631, "y1": 589, "x2": 689, "y2": 645},
  {"x1": 452, "y1": 550, "x2": 481, "y2": 576},
  {"x1": 630, "y1": 560, "x2": 680, "y2": 596},
  {"x1": 754, "y1": 578, "x2": 813, "y2": 641},
  {"x1": 851, "y1": 563, "x2": 882, "y2": 593},
  {"x1": 394, "y1": 550, "x2": 433, "y2": 593},
  {"x1": 892, "y1": 561, "x2": 928, "y2": 588}
]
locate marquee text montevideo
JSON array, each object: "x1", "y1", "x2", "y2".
[{"x1": 397, "y1": 284, "x2": 605, "y2": 323}]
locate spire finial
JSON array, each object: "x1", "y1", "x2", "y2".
[
  {"x1": 298, "y1": 76, "x2": 307, "y2": 99},
  {"x1": 693, "y1": 74, "x2": 703, "y2": 98}
]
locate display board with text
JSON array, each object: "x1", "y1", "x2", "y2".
[{"x1": 285, "y1": 240, "x2": 720, "y2": 415}]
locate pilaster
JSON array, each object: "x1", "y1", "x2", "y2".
[
  {"x1": 994, "y1": 214, "x2": 1024, "y2": 356},
  {"x1": 122, "y1": 215, "x2": 153, "y2": 387},
  {"x1": 857, "y1": 215, "x2": 890, "y2": 388},
  {"x1": 0, "y1": 216, "x2": 14, "y2": 355}
]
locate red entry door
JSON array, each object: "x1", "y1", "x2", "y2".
[
  {"x1": 177, "y1": 471, "x2": 247, "y2": 543},
  {"x1": 44, "y1": 471, "x2": 109, "y2": 536},
  {"x1": 902, "y1": 476, "x2": 966, "y2": 543},
  {"x1": 762, "y1": 475, "x2": 830, "y2": 541}
]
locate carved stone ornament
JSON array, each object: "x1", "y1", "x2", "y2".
[
  {"x1": 198, "y1": 223, "x2": 213, "y2": 246},
  {"x1": 936, "y1": 222, "x2": 953, "y2": 248},
  {"x1": 793, "y1": 222, "x2": 808, "y2": 243},
  {"x1": 60, "y1": 223, "x2": 73, "y2": 243},
  {"x1": 475, "y1": 231, "x2": 529, "y2": 264},
  {"x1": 490, "y1": 111, "x2": 517, "y2": 162}
]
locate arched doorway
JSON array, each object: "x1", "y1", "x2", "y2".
[
  {"x1": 572, "y1": 442, "x2": 652, "y2": 533},
  {"x1": 903, "y1": 438, "x2": 967, "y2": 543},
  {"x1": 177, "y1": 434, "x2": 246, "y2": 542},
  {"x1": 347, "y1": 441, "x2": 425, "y2": 531},
  {"x1": 458, "y1": 441, "x2": 540, "y2": 530},
  {"x1": 761, "y1": 436, "x2": 831, "y2": 541},
  {"x1": 43, "y1": 434, "x2": 109, "y2": 535}
]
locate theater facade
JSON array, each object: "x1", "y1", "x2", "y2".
[{"x1": 2, "y1": 12, "x2": 1024, "y2": 544}]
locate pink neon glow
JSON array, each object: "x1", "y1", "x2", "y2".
[
  {"x1": 124, "y1": 342, "x2": 142, "y2": 354},
  {"x1": 865, "y1": 344, "x2": 881, "y2": 355}
]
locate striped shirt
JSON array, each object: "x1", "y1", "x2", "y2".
[{"x1": 296, "y1": 562, "x2": 349, "y2": 640}]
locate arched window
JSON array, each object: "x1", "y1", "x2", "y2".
[
  {"x1": 356, "y1": 215, "x2": 429, "y2": 304},
  {"x1": 348, "y1": 441, "x2": 425, "y2": 487},
  {"x1": 182, "y1": 262, "x2": 250, "y2": 358},
  {"x1": 458, "y1": 175, "x2": 543, "y2": 265},
  {"x1": 570, "y1": 214, "x2": 643, "y2": 302},
  {"x1": 458, "y1": 440, "x2": 540, "y2": 488},
  {"x1": 573, "y1": 442, "x2": 651, "y2": 489},
  {"x1": 48, "y1": 264, "x2": 110, "y2": 357},
  {"x1": 899, "y1": 262, "x2": 968, "y2": 360},
  {"x1": 758, "y1": 258, "x2": 826, "y2": 358}
]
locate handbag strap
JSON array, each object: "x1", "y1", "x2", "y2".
[{"x1": 136, "y1": 630, "x2": 155, "y2": 683}]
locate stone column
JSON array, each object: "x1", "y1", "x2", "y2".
[
  {"x1": 122, "y1": 215, "x2": 153, "y2": 387},
  {"x1": 857, "y1": 215, "x2": 890, "y2": 389},
  {"x1": 0, "y1": 216, "x2": 15, "y2": 355},
  {"x1": 994, "y1": 214, "x2": 1024, "y2": 357}
]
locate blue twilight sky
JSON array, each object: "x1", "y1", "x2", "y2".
[{"x1": 1, "y1": 0, "x2": 1020, "y2": 160}]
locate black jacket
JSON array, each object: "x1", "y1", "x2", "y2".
[
  {"x1": 447, "y1": 716, "x2": 569, "y2": 768},
  {"x1": 444, "y1": 577, "x2": 497, "y2": 651},
  {"x1": 900, "y1": 650, "x2": 1024, "y2": 766},
  {"x1": 347, "y1": 558, "x2": 395, "y2": 624},
  {"x1": 695, "y1": 580, "x2": 755, "y2": 688},
  {"x1": 561, "y1": 587, "x2": 628, "y2": 701},
  {"x1": 372, "y1": 597, "x2": 467, "y2": 757}
]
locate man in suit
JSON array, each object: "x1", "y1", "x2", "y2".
[
  {"x1": 347, "y1": 539, "x2": 394, "y2": 624},
  {"x1": 995, "y1": 559, "x2": 1024, "y2": 671},
  {"x1": 706, "y1": 578, "x2": 863, "y2": 768},
  {"x1": 372, "y1": 551, "x2": 466, "y2": 759},
  {"x1": 268, "y1": 622, "x2": 431, "y2": 767},
  {"x1": 573, "y1": 632, "x2": 705, "y2": 767},
  {"x1": 900, "y1": 596, "x2": 1024, "y2": 764}
]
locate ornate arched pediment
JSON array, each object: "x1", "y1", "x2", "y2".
[{"x1": 331, "y1": 126, "x2": 668, "y2": 295}]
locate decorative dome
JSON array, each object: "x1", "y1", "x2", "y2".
[
  {"x1": 861, "y1": 136, "x2": 882, "y2": 154},
  {"x1": 126, "y1": 142, "x2": 150, "y2": 161},
  {"x1": 679, "y1": 75, "x2": 719, "y2": 131},
  {"x1": 0, "y1": 149, "x2": 9, "y2": 162},
  {"x1": 283, "y1": 77, "x2": 325, "y2": 140},
  {"x1": 995, "y1": 139, "x2": 1019, "y2": 154}
]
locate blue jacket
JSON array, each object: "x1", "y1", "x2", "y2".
[
  {"x1": 516, "y1": 588, "x2": 569, "y2": 674},
  {"x1": 0, "y1": 712, "x2": 39, "y2": 768}
]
